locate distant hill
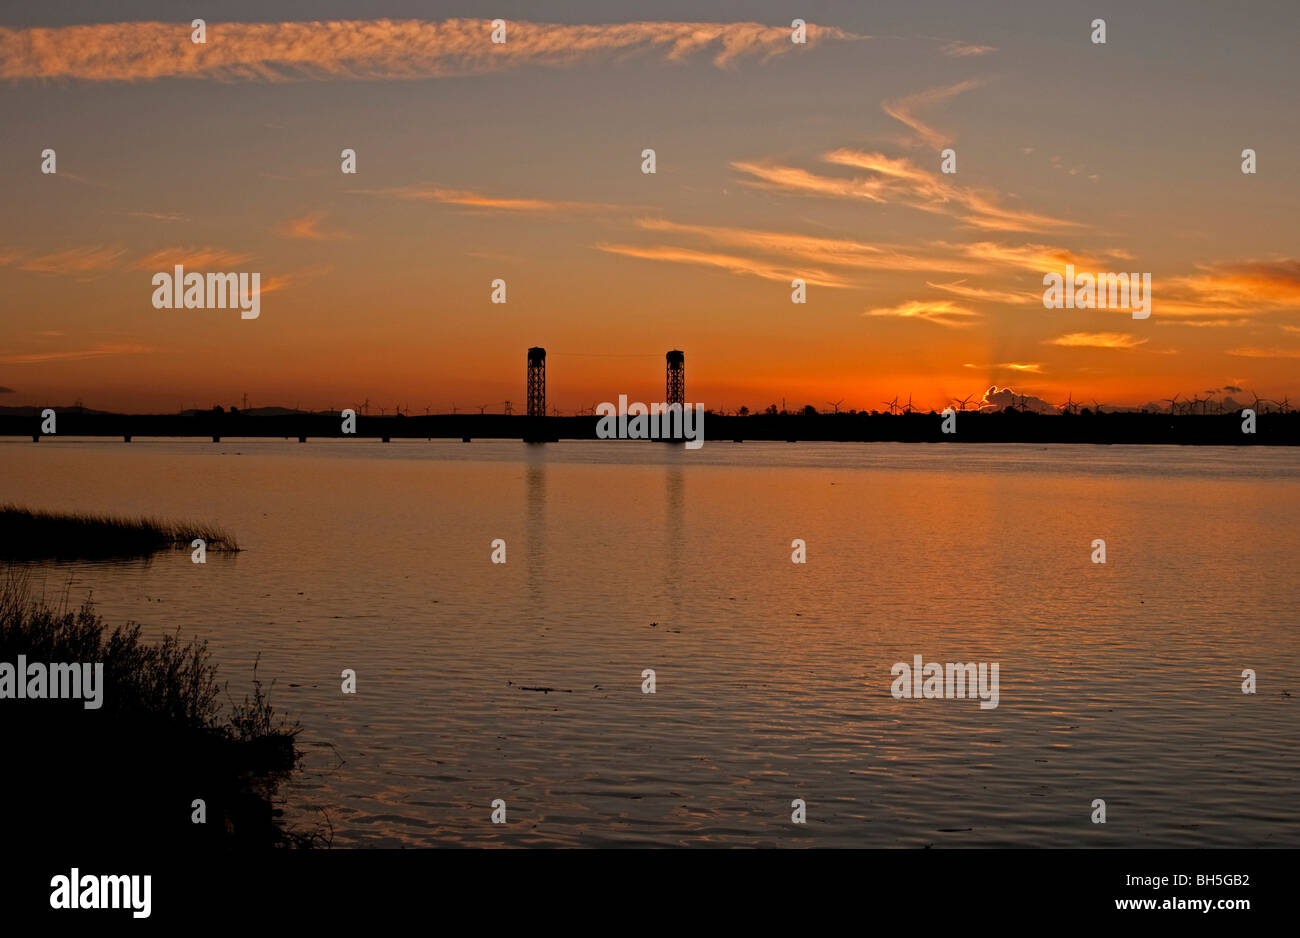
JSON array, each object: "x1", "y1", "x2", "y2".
[
  {"x1": 177, "y1": 406, "x2": 318, "y2": 417},
  {"x1": 0, "y1": 405, "x2": 114, "y2": 416}
]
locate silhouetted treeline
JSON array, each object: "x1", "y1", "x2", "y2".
[{"x1": 4, "y1": 407, "x2": 1298, "y2": 445}]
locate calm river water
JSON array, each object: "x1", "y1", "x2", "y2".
[{"x1": 3, "y1": 439, "x2": 1297, "y2": 846}]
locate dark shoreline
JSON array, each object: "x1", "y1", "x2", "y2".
[{"x1": 3, "y1": 409, "x2": 1298, "y2": 446}]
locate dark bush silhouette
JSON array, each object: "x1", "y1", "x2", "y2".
[{"x1": 0, "y1": 573, "x2": 320, "y2": 849}]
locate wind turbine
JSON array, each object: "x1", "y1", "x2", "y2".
[
  {"x1": 882, "y1": 396, "x2": 899, "y2": 415},
  {"x1": 955, "y1": 394, "x2": 973, "y2": 412},
  {"x1": 1162, "y1": 393, "x2": 1180, "y2": 415},
  {"x1": 905, "y1": 393, "x2": 914, "y2": 415},
  {"x1": 826, "y1": 398, "x2": 844, "y2": 415}
]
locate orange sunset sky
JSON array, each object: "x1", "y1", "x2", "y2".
[{"x1": 2, "y1": 1, "x2": 1299, "y2": 414}]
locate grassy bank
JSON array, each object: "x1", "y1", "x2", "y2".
[
  {"x1": 0, "y1": 573, "x2": 321, "y2": 848},
  {"x1": 0, "y1": 504, "x2": 240, "y2": 559}
]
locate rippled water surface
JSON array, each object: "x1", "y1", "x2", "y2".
[{"x1": 3, "y1": 439, "x2": 1298, "y2": 846}]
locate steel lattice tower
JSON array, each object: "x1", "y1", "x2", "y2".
[
  {"x1": 527, "y1": 347, "x2": 546, "y2": 417},
  {"x1": 666, "y1": 349, "x2": 685, "y2": 407}
]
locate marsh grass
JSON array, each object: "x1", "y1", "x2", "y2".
[
  {"x1": 0, "y1": 571, "x2": 323, "y2": 848},
  {"x1": 0, "y1": 504, "x2": 240, "y2": 560}
]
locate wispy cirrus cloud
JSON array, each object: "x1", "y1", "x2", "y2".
[
  {"x1": 259, "y1": 265, "x2": 332, "y2": 295},
  {"x1": 957, "y1": 240, "x2": 1113, "y2": 272},
  {"x1": 938, "y1": 40, "x2": 997, "y2": 57},
  {"x1": 49, "y1": 172, "x2": 97, "y2": 187},
  {"x1": 275, "y1": 211, "x2": 348, "y2": 241},
  {"x1": 355, "y1": 185, "x2": 623, "y2": 214},
  {"x1": 734, "y1": 149, "x2": 1082, "y2": 233},
  {"x1": 1157, "y1": 317, "x2": 1252, "y2": 328},
  {"x1": 964, "y1": 361, "x2": 1043, "y2": 373},
  {"x1": 597, "y1": 243, "x2": 851, "y2": 287},
  {"x1": 927, "y1": 279, "x2": 1038, "y2": 304},
  {"x1": 881, "y1": 78, "x2": 985, "y2": 148},
  {"x1": 599, "y1": 217, "x2": 1107, "y2": 293},
  {"x1": 2, "y1": 244, "x2": 259, "y2": 276},
  {"x1": 1048, "y1": 333, "x2": 1147, "y2": 350},
  {"x1": 824, "y1": 149, "x2": 1084, "y2": 232},
  {"x1": 8, "y1": 246, "x2": 127, "y2": 274},
  {"x1": 0, "y1": 343, "x2": 153, "y2": 365},
  {"x1": 127, "y1": 247, "x2": 254, "y2": 270},
  {"x1": 731, "y1": 160, "x2": 893, "y2": 203},
  {"x1": 863, "y1": 299, "x2": 980, "y2": 327},
  {"x1": 127, "y1": 211, "x2": 190, "y2": 223},
  {"x1": 635, "y1": 218, "x2": 984, "y2": 274},
  {"x1": 0, "y1": 19, "x2": 862, "y2": 82},
  {"x1": 1227, "y1": 346, "x2": 1300, "y2": 359}
]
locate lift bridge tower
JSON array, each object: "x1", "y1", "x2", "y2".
[
  {"x1": 666, "y1": 349, "x2": 685, "y2": 407},
  {"x1": 525, "y1": 346, "x2": 554, "y2": 443},
  {"x1": 527, "y1": 347, "x2": 546, "y2": 417}
]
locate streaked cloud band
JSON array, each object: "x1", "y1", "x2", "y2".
[{"x1": 0, "y1": 18, "x2": 861, "y2": 82}]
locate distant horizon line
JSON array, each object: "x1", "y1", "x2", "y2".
[{"x1": 2, "y1": 396, "x2": 1293, "y2": 419}]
